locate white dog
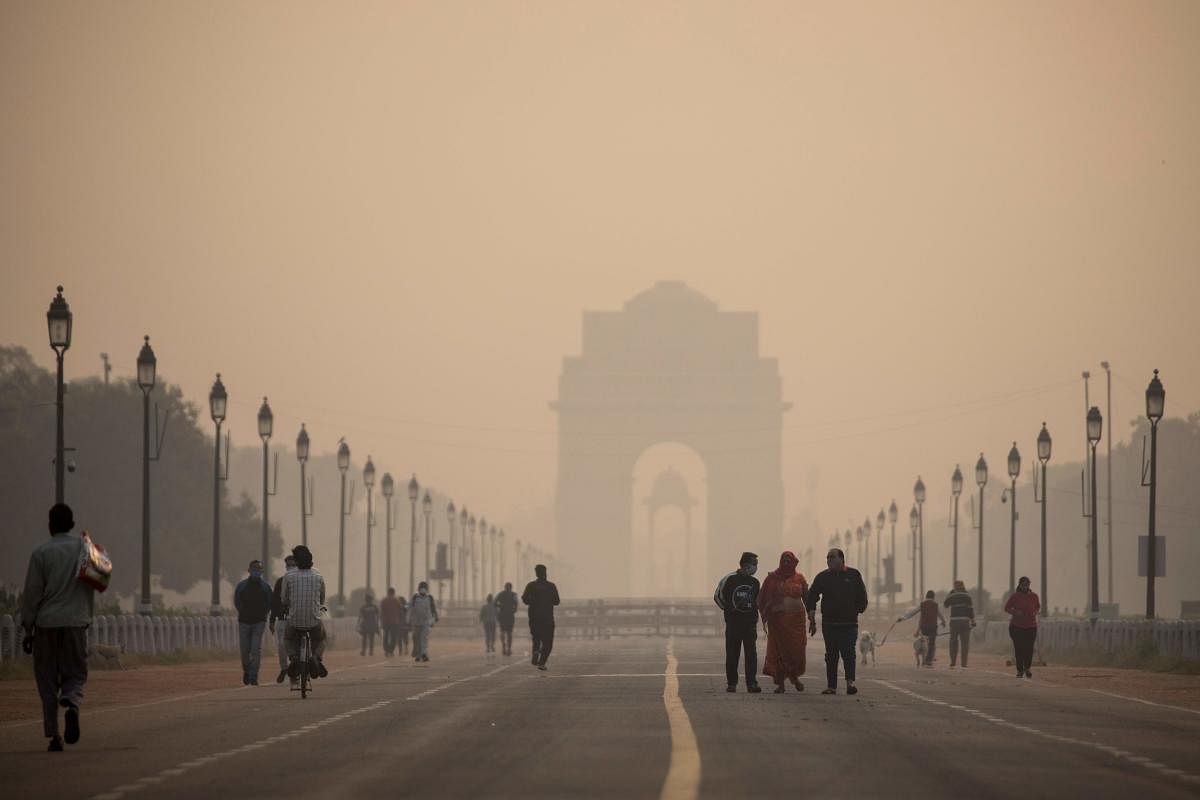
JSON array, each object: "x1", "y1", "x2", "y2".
[
  {"x1": 858, "y1": 631, "x2": 877, "y2": 666},
  {"x1": 912, "y1": 634, "x2": 928, "y2": 667}
]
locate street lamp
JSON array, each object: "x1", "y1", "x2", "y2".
[
  {"x1": 446, "y1": 501, "x2": 457, "y2": 604},
  {"x1": 875, "y1": 509, "x2": 885, "y2": 604},
  {"x1": 257, "y1": 397, "x2": 275, "y2": 581},
  {"x1": 137, "y1": 336, "x2": 156, "y2": 614},
  {"x1": 468, "y1": 514, "x2": 477, "y2": 602},
  {"x1": 499, "y1": 528, "x2": 506, "y2": 585},
  {"x1": 336, "y1": 440, "x2": 350, "y2": 616},
  {"x1": 1087, "y1": 406, "x2": 1102, "y2": 621},
  {"x1": 1144, "y1": 370, "x2": 1165, "y2": 618},
  {"x1": 951, "y1": 465, "x2": 963, "y2": 583},
  {"x1": 408, "y1": 474, "x2": 420, "y2": 597},
  {"x1": 381, "y1": 472, "x2": 395, "y2": 590},
  {"x1": 1006, "y1": 442, "x2": 1021, "y2": 594},
  {"x1": 887, "y1": 500, "x2": 898, "y2": 615},
  {"x1": 296, "y1": 424, "x2": 311, "y2": 547},
  {"x1": 422, "y1": 489, "x2": 433, "y2": 586},
  {"x1": 862, "y1": 518, "x2": 872, "y2": 596},
  {"x1": 908, "y1": 505, "x2": 918, "y2": 604},
  {"x1": 1036, "y1": 423, "x2": 1051, "y2": 617},
  {"x1": 208, "y1": 374, "x2": 227, "y2": 615},
  {"x1": 46, "y1": 286, "x2": 72, "y2": 504},
  {"x1": 975, "y1": 453, "x2": 988, "y2": 615},
  {"x1": 913, "y1": 476, "x2": 926, "y2": 597},
  {"x1": 459, "y1": 506, "x2": 469, "y2": 603},
  {"x1": 363, "y1": 457, "x2": 376, "y2": 594},
  {"x1": 478, "y1": 516, "x2": 487, "y2": 603}
]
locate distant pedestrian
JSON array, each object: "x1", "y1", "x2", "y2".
[
  {"x1": 714, "y1": 551, "x2": 762, "y2": 693},
  {"x1": 943, "y1": 580, "x2": 975, "y2": 668},
  {"x1": 522, "y1": 564, "x2": 560, "y2": 670},
  {"x1": 269, "y1": 555, "x2": 298, "y2": 688},
  {"x1": 805, "y1": 548, "x2": 868, "y2": 695},
  {"x1": 234, "y1": 560, "x2": 273, "y2": 685},
  {"x1": 495, "y1": 582, "x2": 519, "y2": 656},
  {"x1": 480, "y1": 593, "x2": 499, "y2": 653},
  {"x1": 380, "y1": 587, "x2": 403, "y2": 657},
  {"x1": 358, "y1": 593, "x2": 380, "y2": 656},
  {"x1": 899, "y1": 591, "x2": 945, "y2": 667},
  {"x1": 757, "y1": 551, "x2": 808, "y2": 693},
  {"x1": 408, "y1": 582, "x2": 438, "y2": 662},
  {"x1": 396, "y1": 595, "x2": 411, "y2": 655},
  {"x1": 1004, "y1": 576, "x2": 1040, "y2": 678},
  {"x1": 20, "y1": 504, "x2": 97, "y2": 751}
]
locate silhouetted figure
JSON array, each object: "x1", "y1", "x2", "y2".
[
  {"x1": 279, "y1": 545, "x2": 328, "y2": 682},
  {"x1": 522, "y1": 564, "x2": 560, "y2": 670},
  {"x1": 495, "y1": 582, "x2": 519, "y2": 656},
  {"x1": 358, "y1": 593, "x2": 380, "y2": 656},
  {"x1": 21, "y1": 504, "x2": 96, "y2": 751},
  {"x1": 234, "y1": 559, "x2": 273, "y2": 685},
  {"x1": 944, "y1": 580, "x2": 975, "y2": 668},
  {"x1": 396, "y1": 596, "x2": 411, "y2": 655},
  {"x1": 480, "y1": 593, "x2": 498, "y2": 653},
  {"x1": 714, "y1": 551, "x2": 762, "y2": 693},
  {"x1": 1005, "y1": 576, "x2": 1040, "y2": 678},
  {"x1": 806, "y1": 548, "x2": 868, "y2": 695},
  {"x1": 409, "y1": 582, "x2": 438, "y2": 662},
  {"x1": 899, "y1": 590, "x2": 945, "y2": 667},
  {"x1": 269, "y1": 555, "x2": 299, "y2": 688},
  {"x1": 380, "y1": 587, "x2": 403, "y2": 657}
]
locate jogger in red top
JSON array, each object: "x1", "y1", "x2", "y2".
[{"x1": 1004, "y1": 576, "x2": 1041, "y2": 678}]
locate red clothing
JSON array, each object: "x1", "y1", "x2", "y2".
[
  {"x1": 918, "y1": 599, "x2": 940, "y2": 631},
  {"x1": 1004, "y1": 590, "x2": 1040, "y2": 628},
  {"x1": 380, "y1": 595, "x2": 403, "y2": 626},
  {"x1": 758, "y1": 553, "x2": 808, "y2": 682}
]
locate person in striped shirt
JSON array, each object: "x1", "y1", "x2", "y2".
[
  {"x1": 278, "y1": 545, "x2": 328, "y2": 682},
  {"x1": 943, "y1": 580, "x2": 976, "y2": 668}
]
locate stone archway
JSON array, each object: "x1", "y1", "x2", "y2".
[
  {"x1": 552, "y1": 281, "x2": 790, "y2": 597},
  {"x1": 643, "y1": 466, "x2": 698, "y2": 596}
]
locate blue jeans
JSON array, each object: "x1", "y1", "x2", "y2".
[
  {"x1": 239, "y1": 621, "x2": 266, "y2": 681},
  {"x1": 822, "y1": 624, "x2": 858, "y2": 688}
]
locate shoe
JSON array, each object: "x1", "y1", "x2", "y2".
[
  {"x1": 1024, "y1": 670, "x2": 1032, "y2": 679},
  {"x1": 1016, "y1": 670, "x2": 1024, "y2": 678},
  {"x1": 48, "y1": 736, "x2": 63, "y2": 752},
  {"x1": 847, "y1": 683, "x2": 858, "y2": 696},
  {"x1": 791, "y1": 678, "x2": 804, "y2": 692},
  {"x1": 63, "y1": 707, "x2": 79, "y2": 744},
  {"x1": 726, "y1": 684, "x2": 736, "y2": 693},
  {"x1": 250, "y1": 678, "x2": 258, "y2": 686},
  {"x1": 421, "y1": 655, "x2": 429, "y2": 662},
  {"x1": 747, "y1": 684, "x2": 762, "y2": 694},
  {"x1": 537, "y1": 664, "x2": 548, "y2": 671},
  {"x1": 821, "y1": 688, "x2": 837, "y2": 695},
  {"x1": 773, "y1": 685, "x2": 785, "y2": 694},
  {"x1": 317, "y1": 662, "x2": 328, "y2": 678},
  {"x1": 290, "y1": 678, "x2": 300, "y2": 690},
  {"x1": 276, "y1": 668, "x2": 288, "y2": 684},
  {"x1": 950, "y1": 663, "x2": 956, "y2": 669}
]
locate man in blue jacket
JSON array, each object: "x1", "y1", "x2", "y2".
[{"x1": 234, "y1": 560, "x2": 273, "y2": 685}]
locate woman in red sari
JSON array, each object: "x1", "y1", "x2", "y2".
[{"x1": 758, "y1": 551, "x2": 808, "y2": 693}]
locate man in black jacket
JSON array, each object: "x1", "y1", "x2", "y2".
[
  {"x1": 522, "y1": 565, "x2": 560, "y2": 670},
  {"x1": 805, "y1": 548, "x2": 868, "y2": 695},
  {"x1": 494, "y1": 582, "x2": 519, "y2": 656},
  {"x1": 714, "y1": 552, "x2": 762, "y2": 693}
]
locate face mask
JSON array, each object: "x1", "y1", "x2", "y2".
[
  {"x1": 250, "y1": 569, "x2": 262, "y2": 578},
  {"x1": 828, "y1": 558, "x2": 844, "y2": 570},
  {"x1": 743, "y1": 564, "x2": 757, "y2": 576},
  {"x1": 419, "y1": 589, "x2": 428, "y2": 596}
]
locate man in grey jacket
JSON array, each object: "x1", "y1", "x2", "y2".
[
  {"x1": 408, "y1": 582, "x2": 438, "y2": 662},
  {"x1": 20, "y1": 504, "x2": 96, "y2": 751}
]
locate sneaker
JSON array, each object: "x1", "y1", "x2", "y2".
[
  {"x1": 1024, "y1": 670, "x2": 1032, "y2": 679},
  {"x1": 726, "y1": 684, "x2": 737, "y2": 693},
  {"x1": 242, "y1": 673, "x2": 250, "y2": 686},
  {"x1": 1016, "y1": 670, "x2": 1024, "y2": 678},
  {"x1": 746, "y1": 684, "x2": 762, "y2": 694},
  {"x1": 63, "y1": 707, "x2": 79, "y2": 744},
  {"x1": 847, "y1": 683, "x2": 858, "y2": 696},
  {"x1": 537, "y1": 664, "x2": 548, "y2": 671},
  {"x1": 821, "y1": 688, "x2": 837, "y2": 695},
  {"x1": 791, "y1": 678, "x2": 805, "y2": 692},
  {"x1": 773, "y1": 685, "x2": 786, "y2": 694},
  {"x1": 250, "y1": 678, "x2": 259, "y2": 686},
  {"x1": 317, "y1": 662, "x2": 329, "y2": 678},
  {"x1": 421, "y1": 655, "x2": 429, "y2": 662},
  {"x1": 47, "y1": 736, "x2": 63, "y2": 752},
  {"x1": 290, "y1": 678, "x2": 300, "y2": 690},
  {"x1": 276, "y1": 667, "x2": 288, "y2": 684}
]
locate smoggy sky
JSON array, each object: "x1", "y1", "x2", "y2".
[{"x1": 3, "y1": 1, "x2": 1198, "y2": 555}]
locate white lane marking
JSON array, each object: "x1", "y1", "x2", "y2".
[
  {"x1": 659, "y1": 638, "x2": 701, "y2": 800},
  {"x1": 874, "y1": 679, "x2": 1200, "y2": 788},
  {"x1": 955, "y1": 667, "x2": 1200, "y2": 719},
  {"x1": 1087, "y1": 688, "x2": 1200, "y2": 717},
  {"x1": 87, "y1": 662, "x2": 515, "y2": 800}
]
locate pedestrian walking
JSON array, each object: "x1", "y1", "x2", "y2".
[
  {"x1": 380, "y1": 587, "x2": 403, "y2": 657},
  {"x1": 757, "y1": 551, "x2": 808, "y2": 693},
  {"x1": 522, "y1": 564, "x2": 560, "y2": 670},
  {"x1": 495, "y1": 582, "x2": 519, "y2": 656},
  {"x1": 805, "y1": 548, "x2": 868, "y2": 695},
  {"x1": 408, "y1": 581, "x2": 438, "y2": 662},
  {"x1": 480, "y1": 593, "x2": 499, "y2": 653},
  {"x1": 943, "y1": 579, "x2": 976, "y2": 668},
  {"x1": 396, "y1": 595, "x2": 411, "y2": 655},
  {"x1": 234, "y1": 560, "x2": 273, "y2": 685},
  {"x1": 358, "y1": 593, "x2": 380, "y2": 656},
  {"x1": 1004, "y1": 576, "x2": 1041, "y2": 678},
  {"x1": 899, "y1": 591, "x2": 945, "y2": 667},
  {"x1": 714, "y1": 551, "x2": 762, "y2": 693},
  {"x1": 269, "y1": 555, "x2": 298, "y2": 688},
  {"x1": 20, "y1": 504, "x2": 97, "y2": 751}
]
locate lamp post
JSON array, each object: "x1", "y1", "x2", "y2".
[
  {"x1": 1087, "y1": 406, "x2": 1102, "y2": 621},
  {"x1": 862, "y1": 517, "x2": 872, "y2": 600},
  {"x1": 137, "y1": 336, "x2": 156, "y2": 614},
  {"x1": 382, "y1": 473, "x2": 395, "y2": 590},
  {"x1": 1036, "y1": 423, "x2": 1051, "y2": 616},
  {"x1": 908, "y1": 505, "x2": 918, "y2": 605},
  {"x1": 408, "y1": 475, "x2": 420, "y2": 597},
  {"x1": 855, "y1": 526, "x2": 863, "y2": 571},
  {"x1": 1006, "y1": 443, "x2": 1021, "y2": 594},
  {"x1": 336, "y1": 440, "x2": 350, "y2": 616},
  {"x1": 875, "y1": 509, "x2": 885, "y2": 605},
  {"x1": 296, "y1": 425, "x2": 310, "y2": 547},
  {"x1": 459, "y1": 507, "x2": 469, "y2": 602},
  {"x1": 1101, "y1": 361, "x2": 1114, "y2": 604},
  {"x1": 489, "y1": 525, "x2": 498, "y2": 593},
  {"x1": 887, "y1": 500, "x2": 898, "y2": 615},
  {"x1": 422, "y1": 490, "x2": 433, "y2": 586},
  {"x1": 477, "y1": 516, "x2": 487, "y2": 602},
  {"x1": 257, "y1": 398, "x2": 274, "y2": 581},
  {"x1": 1144, "y1": 370, "x2": 1164, "y2": 619},
  {"x1": 446, "y1": 501, "x2": 457, "y2": 604},
  {"x1": 468, "y1": 514, "x2": 477, "y2": 602},
  {"x1": 913, "y1": 476, "x2": 926, "y2": 597},
  {"x1": 208, "y1": 374, "x2": 227, "y2": 615},
  {"x1": 363, "y1": 457, "x2": 376, "y2": 594},
  {"x1": 46, "y1": 286, "x2": 72, "y2": 503},
  {"x1": 951, "y1": 466, "x2": 963, "y2": 582},
  {"x1": 976, "y1": 453, "x2": 988, "y2": 615},
  {"x1": 499, "y1": 528, "x2": 506, "y2": 585}
]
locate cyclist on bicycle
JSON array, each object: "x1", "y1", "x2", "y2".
[{"x1": 277, "y1": 545, "x2": 328, "y2": 683}]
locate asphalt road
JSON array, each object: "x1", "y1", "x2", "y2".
[{"x1": 1, "y1": 635, "x2": 1198, "y2": 799}]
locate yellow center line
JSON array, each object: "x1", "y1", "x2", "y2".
[{"x1": 659, "y1": 638, "x2": 701, "y2": 800}]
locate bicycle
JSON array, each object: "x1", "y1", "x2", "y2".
[{"x1": 296, "y1": 628, "x2": 314, "y2": 699}]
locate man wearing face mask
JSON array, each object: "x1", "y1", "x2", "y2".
[
  {"x1": 234, "y1": 560, "x2": 273, "y2": 686},
  {"x1": 408, "y1": 581, "x2": 438, "y2": 662},
  {"x1": 714, "y1": 552, "x2": 762, "y2": 693},
  {"x1": 805, "y1": 548, "x2": 868, "y2": 695}
]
